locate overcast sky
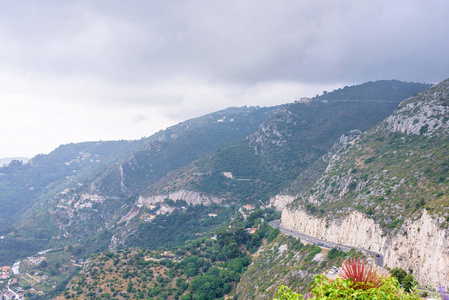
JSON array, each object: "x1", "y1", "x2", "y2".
[{"x1": 1, "y1": 0, "x2": 449, "y2": 158}]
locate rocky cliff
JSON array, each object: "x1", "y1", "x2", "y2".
[
  {"x1": 269, "y1": 129, "x2": 362, "y2": 210},
  {"x1": 281, "y1": 78, "x2": 449, "y2": 288},
  {"x1": 137, "y1": 189, "x2": 222, "y2": 206},
  {"x1": 281, "y1": 208, "x2": 449, "y2": 288}
]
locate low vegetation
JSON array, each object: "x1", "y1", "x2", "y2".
[
  {"x1": 275, "y1": 258, "x2": 421, "y2": 299},
  {"x1": 237, "y1": 234, "x2": 362, "y2": 299},
  {"x1": 56, "y1": 211, "x2": 279, "y2": 299}
]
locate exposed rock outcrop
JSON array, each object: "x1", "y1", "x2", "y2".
[
  {"x1": 385, "y1": 79, "x2": 448, "y2": 136},
  {"x1": 281, "y1": 208, "x2": 449, "y2": 288},
  {"x1": 269, "y1": 130, "x2": 362, "y2": 210},
  {"x1": 269, "y1": 195, "x2": 296, "y2": 210},
  {"x1": 137, "y1": 189, "x2": 223, "y2": 207},
  {"x1": 247, "y1": 107, "x2": 295, "y2": 155}
]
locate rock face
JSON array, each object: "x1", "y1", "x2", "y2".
[
  {"x1": 269, "y1": 195, "x2": 297, "y2": 210},
  {"x1": 247, "y1": 107, "x2": 295, "y2": 155},
  {"x1": 281, "y1": 208, "x2": 449, "y2": 288},
  {"x1": 384, "y1": 81, "x2": 449, "y2": 136},
  {"x1": 269, "y1": 130, "x2": 362, "y2": 210},
  {"x1": 137, "y1": 189, "x2": 222, "y2": 206},
  {"x1": 280, "y1": 79, "x2": 449, "y2": 287}
]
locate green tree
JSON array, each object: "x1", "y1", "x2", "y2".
[
  {"x1": 251, "y1": 232, "x2": 262, "y2": 249},
  {"x1": 227, "y1": 243, "x2": 241, "y2": 259},
  {"x1": 40, "y1": 259, "x2": 48, "y2": 268},
  {"x1": 390, "y1": 268, "x2": 407, "y2": 284},
  {"x1": 402, "y1": 273, "x2": 416, "y2": 292}
]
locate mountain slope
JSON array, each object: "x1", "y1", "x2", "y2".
[
  {"x1": 0, "y1": 140, "x2": 146, "y2": 265},
  {"x1": 0, "y1": 140, "x2": 142, "y2": 231},
  {"x1": 282, "y1": 78, "x2": 449, "y2": 287},
  {"x1": 139, "y1": 80, "x2": 431, "y2": 207},
  {"x1": 0, "y1": 106, "x2": 276, "y2": 265},
  {"x1": 87, "y1": 106, "x2": 277, "y2": 198},
  {"x1": 236, "y1": 234, "x2": 356, "y2": 299}
]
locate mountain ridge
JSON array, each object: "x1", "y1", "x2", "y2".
[{"x1": 281, "y1": 78, "x2": 449, "y2": 287}]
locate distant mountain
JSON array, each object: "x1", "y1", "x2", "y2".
[
  {"x1": 282, "y1": 78, "x2": 449, "y2": 287},
  {"x1": 0, "y1": 157, "x2": 29, "y2": 166},
  {"x1": 0, "y1": 140, "x2": 142, "y2": 229},
  {"x1": 0, "y1": 140, "x2": 145, "y2": 264}
]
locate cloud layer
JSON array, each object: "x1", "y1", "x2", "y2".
[{"x1": 1, "y1": 0, "x2": 448, "y2": 157}]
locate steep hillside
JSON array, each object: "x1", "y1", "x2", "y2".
[
  {"x1": 282, "y1": 78, "x2": 449, "y2": 287},
  {"x1": 48, "y1": 107, "x2": 276, "y2": 246},
  {"x1": 270, "y1": 129, "x2": 362, "y2": 209},
  {"x1": 0, "y1": 106, "x2": 276, "y2": 265},
  {"x1": 87, "y1": 106, "x2": 276, "y2": 198},
  {"x1": 0, "y1": 140, "x2": 144, "y2": 265},
  {"x1": 139, "y1": 80, "x2": 430, "y2": 207},
  {"x1": 236, "y1": 234, "x2": 358, "y2": 299}
]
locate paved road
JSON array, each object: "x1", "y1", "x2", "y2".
[{"x1": 268, "y1": 219, "x2": 384, "y2": 267}]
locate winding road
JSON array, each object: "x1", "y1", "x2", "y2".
[{"x1": 268, "y1": 219, "x2": 384, "y2": 267}]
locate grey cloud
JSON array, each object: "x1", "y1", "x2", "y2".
[
  {"x1": 1, "y1": 0, "x2": 448, "y2": 90},
  {"x1": 2, "y1": 0, "x2": 449, "y2": 158}
]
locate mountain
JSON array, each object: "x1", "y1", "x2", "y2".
[
  {"x1": 0, "y1": 79, "x2": 434, "y2": 296},
  {"x1": 0, "y1": 140, "x2": 142, "y2": 231},
  {"x1": 0, "y1": 105, "x2": 277, "y2": 265},
  {"x1": 0, "y1": 140, "x2": 146, "y2": 265},
  {"x1": 281, "y1": 78, "x2": 449, "y2": 287},
  {"x1": 86, "y1": 106, "x2": 276, "y2": 199},
  {"x1": 138, "y1": 80, "x2": 431, "y2": 208}
]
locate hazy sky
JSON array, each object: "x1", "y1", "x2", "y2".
[{"x1": 1, "y1": 0, "x2": 449, "y2": 158}]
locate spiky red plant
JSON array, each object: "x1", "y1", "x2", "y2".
[{"x1": 339, "y1": 258, "x2": 389, "y2": 290}]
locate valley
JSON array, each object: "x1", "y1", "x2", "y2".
[{"x1": 1, "y1": 79, "x2": 447, "y2": 299}]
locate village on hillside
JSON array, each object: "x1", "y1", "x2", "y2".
[{"x1": 0, "y1": 248, "x2": 86, "y2": 299}]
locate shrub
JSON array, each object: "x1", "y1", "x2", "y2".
[
  {"x1": 274, "y1": 258, "x2": 421, "y2": 299},
  {"x1": 402, "y1": 273, "x2": 416, "y2": 292},
  {"x1": 390, "y1": 267, "x2": 407, "y2": 284},
  {"x1": 275, "y1": 276, "x2": 421, "y2": 299}
]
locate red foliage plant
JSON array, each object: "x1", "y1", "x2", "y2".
[{"x1": 339, "y1": 257, "x2": 389, "y2": 290}]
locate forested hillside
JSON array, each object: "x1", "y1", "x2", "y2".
[{"x1": 141, "y1": 80, "x2": 431, "y2": 205}]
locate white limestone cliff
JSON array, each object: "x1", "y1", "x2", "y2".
[
  {"x1": 269, "y1": 195, "x2": 296, "y2": 210},
  {"x1": 281, "y1": 208, "x2": 449, "y2": 288},
  {"x1": 138, "y1": 189, "x2": 222, "y2": 206}
]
